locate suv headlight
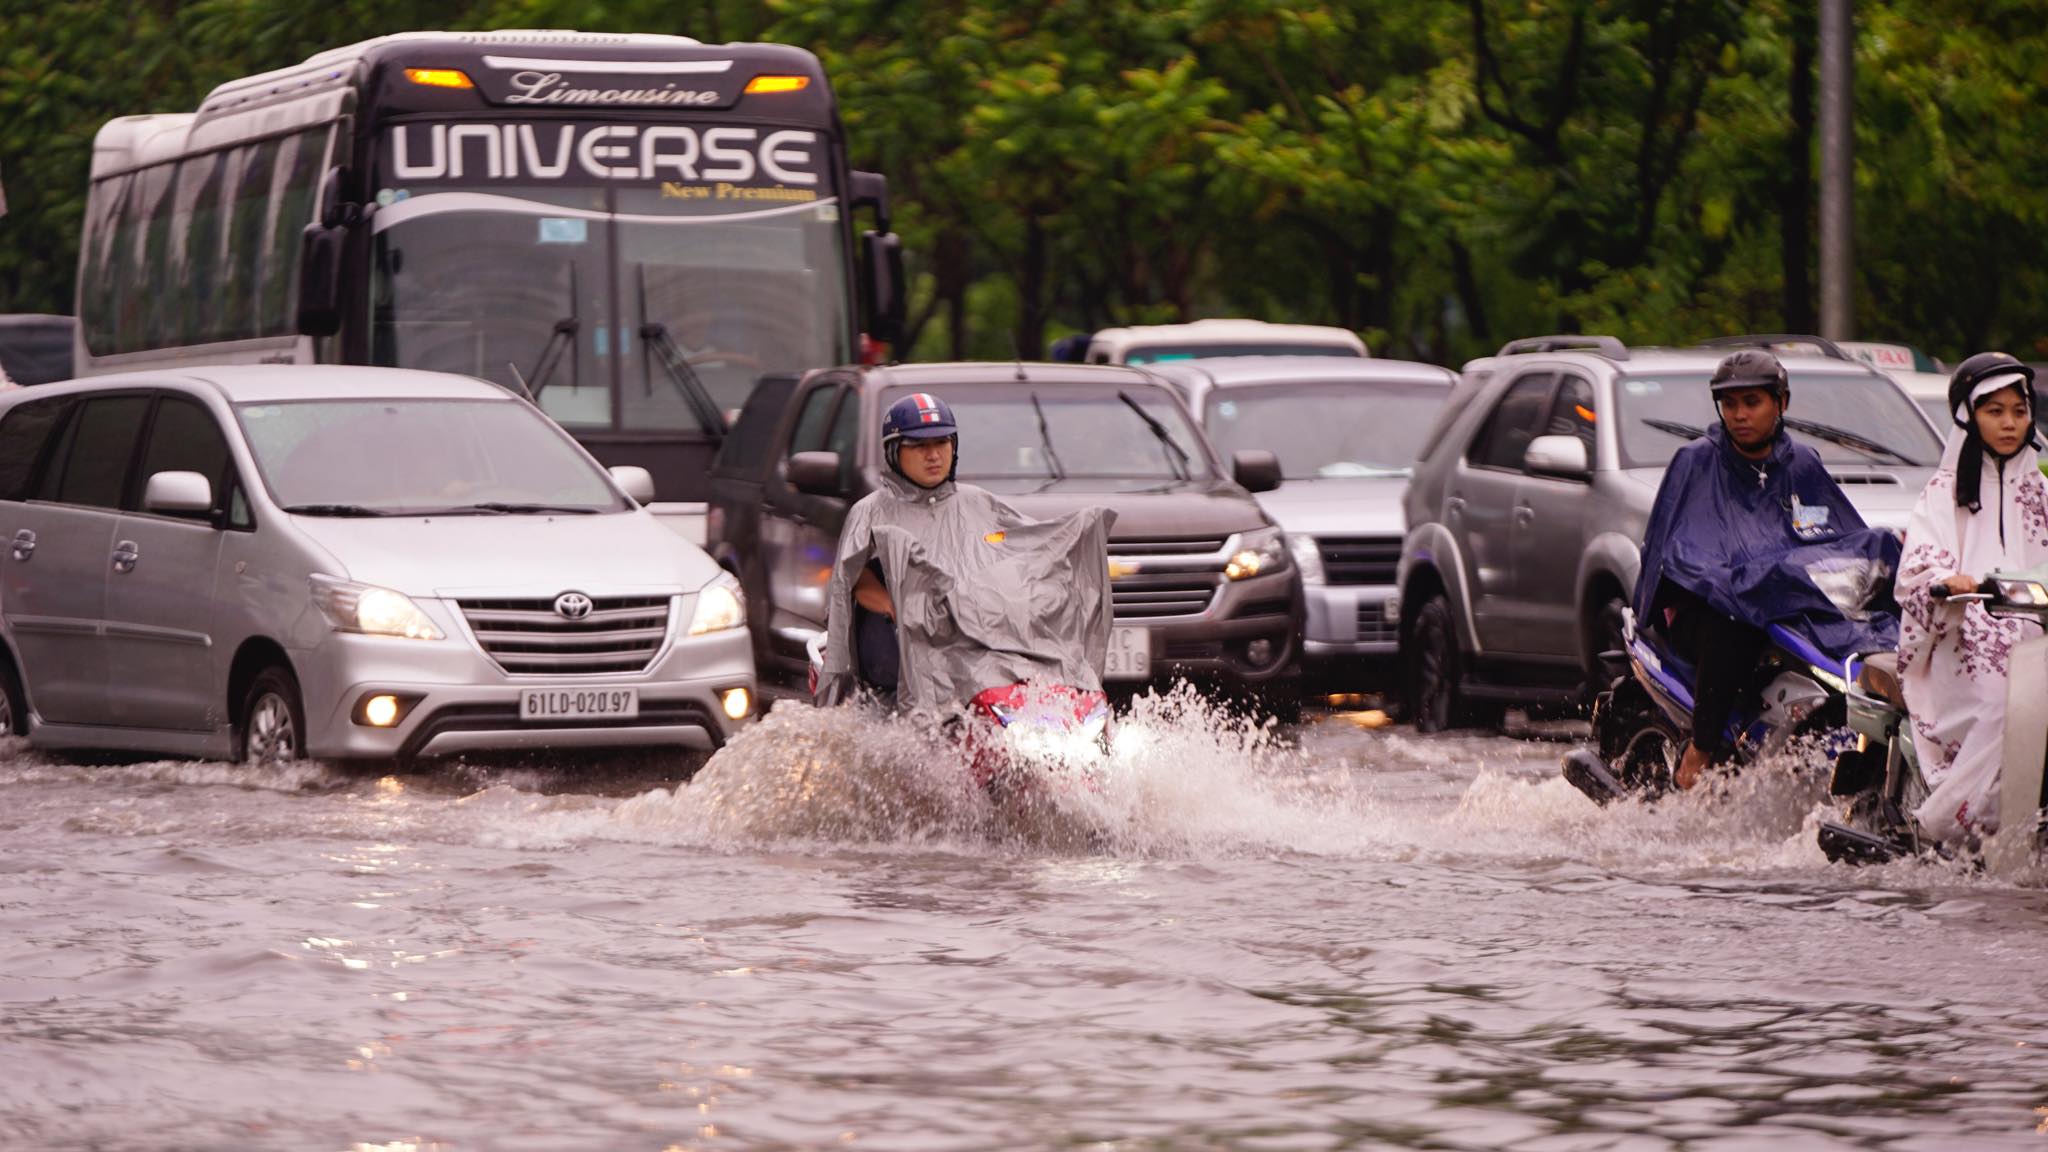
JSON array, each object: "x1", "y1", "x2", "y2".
[
  {"x1": 1286, "y1": 534, "x2": 1325, "y2": 585},
  {"x1": 689, "y1": 573, "x2": 747, "y2": 635},
  {"x1": 309, "y1": 576, "x2": 444, "y2": 640},
  {"x1": 1225, "y1": 527, "x2": 1289, "y2": 581}
]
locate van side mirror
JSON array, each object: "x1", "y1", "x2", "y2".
[
  {"x1": 789, "y1": 451, "x2": 847, "y2": 498},
  {"x1": 297, "y1": 224, "x2": 345, "y2": 338},
  {"x1": 1233, "y1": 450, "x2": 1283, "y2": 493},
  {"x1": 143, "y1": 470, "x2": 214, "y2": 517},
  {"x1": 609, "y1": 465, "x2": 657, "y2": 505},
  {"x1": 861, "y1": 230, "x2": 904, "y2": 350},
  {"x1": 1524, "y1": 434, "x2": 1591, "y2": 479}
]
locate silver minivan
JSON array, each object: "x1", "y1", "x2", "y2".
[{"x1": 0, "y1": 366, "x2": 755, "y2": 763}]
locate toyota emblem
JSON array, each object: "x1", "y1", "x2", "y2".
[{"x1": 553, "y1": 592, "x2": 594, "y2": 620}]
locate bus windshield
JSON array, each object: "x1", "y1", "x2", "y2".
[{"x1": 369, "y1": 134, "x2": 850, "y2": 433}]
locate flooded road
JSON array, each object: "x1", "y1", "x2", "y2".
[{"x1": 4, "y1": 691, "x2": 2047, "y2": 1151}]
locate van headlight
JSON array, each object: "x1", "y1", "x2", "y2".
[
  {"x1": 1286, "y1": 534, "x2": 1325, "y2": 585},
  {"x1": 1225, "y1": 527, "x2": 1290, "y2": 581},
  {"x1": 689, "y1": 574, "x2": 747, "y2": 635},
  {"x1": 309, "y1": 576, "x2": 444, "y2": 640}
]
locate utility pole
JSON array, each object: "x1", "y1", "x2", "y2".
[{"x1": 1818, "y1": 0, "x2": 1853, "y2": 340}]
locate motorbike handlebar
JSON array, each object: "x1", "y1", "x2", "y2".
[{"x1": 1930, "y1": 579, "x2": 1995, "y2": 602}]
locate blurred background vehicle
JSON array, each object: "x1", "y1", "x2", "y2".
[
  {"x1": 1397, "y1": 334, "x2": 1942, "y2": 731},
  {"x1": 1146, "y1": 356, "x2": 1457, "y2": 691},
  {"x1": 1060, "y1": 319, "x2": 1367, "y2": 365},
  {"x1": 707, "y1": 362, "x2": 1306, "y2": 714},
  {"x1": 0, "y1": 314, "x2": 75, "y2": 387}
]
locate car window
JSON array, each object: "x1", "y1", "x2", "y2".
[
  {"x1": 1614, "y1": 371, "x2": 1943, "y2": 469},
  {"x1": 786, "y1": 384, "x2": 838, "y2": 458},
  {"x1": 137, "y1": 396, "x2": 232, "y2": 515},
  {"x1": 1546, "y1": 375, "x2": 1598, "y2": 456},
  {"x1": 1466, "y1": 373, "x2": 1557, "y2": 471},
  {"x1": 825, "y1": 389, "x2": 860, "y2": 489},
  {"x1": 50, "y1": 394, "x2": 151, "y2": 509},
  {"x1": 885, "y1": 385, "x2": 1212, "y2": 480},
  {"x1": 1203, "y1": 382, "x2": 1446, "y2": 478},
  {"x1": 0, "y1": 397, "x2": 74, "y2": 501}
]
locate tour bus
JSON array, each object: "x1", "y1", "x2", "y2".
[{"x1": 72, "y1": 30, "x2": 902, "y2": 536}]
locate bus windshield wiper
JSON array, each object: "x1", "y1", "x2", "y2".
[
  {"x1": 1781, "y1": 417, "x2": 1917, "y2": 465},
  {"x1": 282, "y1": 503, "x2": 393, "y2": 517},
  {"x1": 1029, "y1": 392, "x2": 1066, "y2": 479},
  {"x1": 1641, "y1": 417, "x2": 1707, "y2": 441},
  {"x1": 1117, "y1": 390, "x2": 1191, "y2": 480},
  {"x1": 635, "y1": 264, "x2": 726, "y2": 436},
  {"x1": 522, "y1": 264, "x2": 581, "y2": 400}
]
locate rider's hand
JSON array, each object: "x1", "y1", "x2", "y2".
[{"x1": 1941, "y1": 573, "x2": 1980, "y2": 597}]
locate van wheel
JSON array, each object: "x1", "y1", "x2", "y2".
[
  {"x1": 0, "y1": 655, "x2": 25, "y2": 737},
  {"x1": 239, "y1": 666, "x2": 306, "y2": 766},
  {"x1": 1409, "y1": 594, "x2": 1462, "y2": 733}
]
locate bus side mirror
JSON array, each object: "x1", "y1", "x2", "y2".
[
  {"x1": 862, "y1": 230, "x2": 904, "y2": 351},
  {"x1": 850, "y1": 170, "x2": 891, "y2": 232},
  {"x1": 297, "y1": 224, "x2": 345, "y2": 338}
]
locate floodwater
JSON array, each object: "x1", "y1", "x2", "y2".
[{"x1": 3, "y1": 688, "x2": 2046, "y2": 1151}]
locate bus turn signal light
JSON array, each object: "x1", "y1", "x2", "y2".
[
  {"x1": 405, "y1": 68, "x2": 474, "y2": 89},
  {"x1": 744, "y1": 75, "x2": 810, "y2": 94}
]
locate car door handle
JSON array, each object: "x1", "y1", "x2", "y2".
[
  {"x1": 112, "y1": 540, "x2": 140, "y2": 574},
  {"x1": 9, "y1": 529, "x2": 33, "y2": 562},
  {"x1": 1446, "y1": 496, "x2": 1466, "y2": 518},
  {"x1": 1514, "y1": 506, "x2": 1536, "y2": 525}
]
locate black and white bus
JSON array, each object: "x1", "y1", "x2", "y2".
[{"x1": 73, "y1": 30, "x2": 901, "y2": 529}]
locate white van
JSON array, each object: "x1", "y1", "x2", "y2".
[
  {"x1": 1082, "y1": 320, "x2": 1367, "y2": 365},
  {"x1": 0, "y1": 366, "x2": 756, "y2": 764}
]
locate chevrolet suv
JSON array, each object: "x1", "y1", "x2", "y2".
[
  {"x1": 706, "y1": 362, "x2": 1306, "y2": 708},
  {"x1": 1396, "y1": 335, "x2": 1943, "y2": 731}
]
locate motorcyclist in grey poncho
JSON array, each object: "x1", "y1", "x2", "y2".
[{"x1": 817, "y1": 392, "x2": 1116, "y2": 712}]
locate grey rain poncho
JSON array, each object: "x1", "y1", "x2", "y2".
[{"x1": 819, "y1": 471, "x2": 1116, "y2": 712}]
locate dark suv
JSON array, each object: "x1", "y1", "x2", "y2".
[{"x1": 706, "y1": 362, "x2": 1306, "y2": 706}]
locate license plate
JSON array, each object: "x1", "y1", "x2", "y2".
[
  {"x1": 1105, "y1": 627, "x2": 1151, "y2": 681},
  {"x1": 519, "y1": 688, "x2": 640, "y2": 721}
]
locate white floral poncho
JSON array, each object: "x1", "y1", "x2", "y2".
[{"x1": 1897, "y1": 430, "x2": 2048, "y2": 839}]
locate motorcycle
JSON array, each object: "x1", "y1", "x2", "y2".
[
  {"x1": 808, "y1": 634, "x2": 1112, "y2": 792},
  {"x1": 1817, "y1": 565, "x2": 2048, "y2": 871},
  {"x1": 1562, "y1": 606, "x2": 1864, "y2": 804}
]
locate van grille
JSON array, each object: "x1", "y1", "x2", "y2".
[
  {"x1": 458, "y1": 595, "x2": 672, "y2": 675},
  {"x1": 1317, "y1": 536, "x2": 1402, "y2": 586},
  {"x1": 1355, "y1": 604, "x2": 1400, "y2": 644},
  {"x1": 1112, "y1": 572, "x2": 1220, "y2": 619}
]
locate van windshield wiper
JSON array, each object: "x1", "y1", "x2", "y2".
[
  {"x1": 1117, "y1": 390, "x2": 1191, "y2": 480},
  {"x1": 1029, "y1": 392, "x2": 1067, "y2": 479},
  {"x1": 432, "y1": 502, "x2": 604, "y2": 515},
  {"x1": 1781, "y1": 417, "x2": 1917, "y2": 465},
  {"x1": 1641, "y1": 417, "x2": 1707, "y2": 441},
  {"x1": 282, "y1": 503, "x2": 393, "y2": 517}
]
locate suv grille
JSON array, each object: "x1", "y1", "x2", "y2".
[
  {"x1": 1317, "y1": 536, "x2": 1402, "y2": 586},
  {"x1": 458, "y1": 595, "x2": 672, "y2": 675},
  {"x1": 1109, "y1": 536, "x2": 1228, "y2": 620}
]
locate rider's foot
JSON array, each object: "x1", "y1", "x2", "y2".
[{"x1": 1675, "y1": 741, "x2": 1710, "y2": 790}]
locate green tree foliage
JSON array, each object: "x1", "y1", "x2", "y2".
[{"x1": 2, "y1": 0, "x2": 2043, "y2": 363}]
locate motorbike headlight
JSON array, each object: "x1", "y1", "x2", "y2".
[
  {"x1": 1994, "y1": 578, "x2": 2048, "y2": 607},
  {"x1": 689, "y1": 574, "x2": 747, "y2": 635},
  {"x1": 1225, "y1": 527, "x2": 1290, "y2": 581},
  {"x1": 309, "y1": 576, "x2": 444, "y2": 640},
  {"x1": 1286, "y1": 534, "x2": 1325, "y2": 585}
]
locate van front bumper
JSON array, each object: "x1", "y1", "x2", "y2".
[
  {"x1": 1301, "y1": 583, "x2": 1400, "y2": 658},
  {"x1": 294, "y1": 625, "x2": 756, "y2": 761}
]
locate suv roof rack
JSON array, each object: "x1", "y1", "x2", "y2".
[
  {"x1": 1697, "y1": 333, "x2": 1850, "y2": 361},
  {"x1": 1495, "y1": 335, "x2": 1631, "y2": 361}
]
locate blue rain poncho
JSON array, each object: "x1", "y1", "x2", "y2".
[{"x1": 1634, "y1": 423, "x2": 1900, "y2": 659}]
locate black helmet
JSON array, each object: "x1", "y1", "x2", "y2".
[
  {"x1": 1946, "y1": 351, "x2": 2035, "y2": 428},
  {"x1": 1708, "y1": 349, "x2": 1789, "y2": 397}
]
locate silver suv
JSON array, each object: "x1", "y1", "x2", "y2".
[
  {"x1": 1146, "y1": 356, "x2": 1456, "y2": 683},
  {"x1": 1396, "y1": 335, "x2": 1943, "y2": 731},
  {"x1": 0, "y1": 366, "x2": 756, "y2": 763}
]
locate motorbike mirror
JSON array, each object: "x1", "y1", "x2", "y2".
[
  {"x1": 789, "y1": 451, "x2": 847, "y2": 497},
  {"x1": 1232, "y1": 450, "x2": 1282, "y2": 493},
  {"x1": 1524, "y1": 434, "x2": 1591, "y2": 479}
]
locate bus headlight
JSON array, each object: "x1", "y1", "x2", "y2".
[
  {"x1": 1226, "y1": 527, "x2": 1290, "y2": 581},
  {"x1": 310, "y1": 576, "x2": 444, "y2": 640},
  {"x1": 689, "y1": 575, "x2": 747, "y2": 635}
]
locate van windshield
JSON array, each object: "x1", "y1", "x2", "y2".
[
  {"x1": 236, "y1": 398, "x2": 625, "y2": 515},
  {"x1": 1615, "y1": 372, "x2": 1942, "y2": 469},
  {"x1": 1203, "y1": 382, "x2": 1447, "y2": 478}
]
